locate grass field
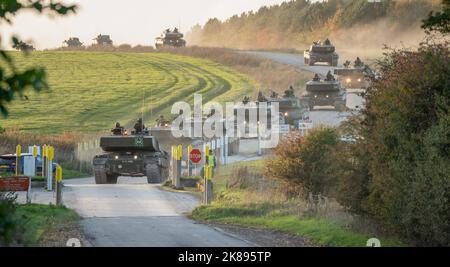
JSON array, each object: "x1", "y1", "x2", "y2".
[{"x1": 2, "y1": 51, "x2": 258, "y2": 134}]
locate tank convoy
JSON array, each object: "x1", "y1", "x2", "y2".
[
  {"x1": 93, "y1": 34, "x2": 113, "y2": 46},
  {"x1": 92, "y1": 119, "x2": 169, "y2": 184},
  {"x1": 300, "y1": 72, "x2": 346, "y2": 111},
  {"x1": 155, "y1": 28, "x2": 186, "y2": 49},
  {"x1": 333, "y1": 57, "x2": 374, "y2": 89},
  {"x1": 304, "y1": 39, "x2": 339, "y2": 66}
]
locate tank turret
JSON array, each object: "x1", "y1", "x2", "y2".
[
  {"x1": 304, "y1": 39, "x2": 339, "y2": 66},
  {"x1": 64, "y1": 37, "x2": 83, "y2": 47},
  {"x1": 93, "y1": 34, "x2": 113, "y2": 46},
  {"x1": 155, "y1": 28, "x2": 186, "y2": 49}
]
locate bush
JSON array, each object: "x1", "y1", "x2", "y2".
[
  {"x1": 264, "y1": 127, "x2": 341, "y2": 196},
  {"x1": 358, "y1": 39, "x2": 450, "y2": 246},
  {"x1": 0, "y1": 193, "x2": 18, "y2": 246}
]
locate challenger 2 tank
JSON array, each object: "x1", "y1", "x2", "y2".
[
  {"x1": 333, "y1": 57, "x2": 373, "y2": 89},
  {"x1": 300, "y1": 72, "x2": 346, "y2": 111},
  {"x1": 92, "y1": 122, "x2": 169, "y2": 184},
  {"x1": 93, "y1": 34, "x2": 113, "y2": 46},
  {"x1": 304, "y1": 39, "x2": 339, "y2": 66},
  {"x1": 155, "y1": 28, "x2": 186, "y2": 49}
]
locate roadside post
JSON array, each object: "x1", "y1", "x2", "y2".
[
  {"x1": 15, "y1": 144, "x2": 21, "y2": 175},
  {"x1": 171, "y1": 145, "x2": 181, "y2": 189},
  {"x1": 43, "y1": 144, "x2": 48, "y2": 178},
  {"x1": 47, "y1": 146, "x2": 54, "y2": 191},
  {"x1": 203, "y1": 145, "x2": 213, "y2": 205},
  {"x1": 55, "y1": 164, "x2": 63, "y2": 205},
  {"x1": 32, "y1": 145, "x2": 38, "y2": 177},
  {"x1": 177, "y1": 144, "x2": 182, "y2": 181},
  {"x1": 187, "y1": 144, "x2": 193, "y2": 176}
]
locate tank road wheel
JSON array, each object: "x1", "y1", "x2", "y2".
[
  {"x1": 94, "y1": 166, "x2": 108, "y2": 184},
  {"x1": 146, "y1": 164, "x2": 163, "y2": 184},
  {"x1": 106, "y1": 174, "x2": 118, "y2": 184},
  {"x1": 334, "y1": 101, "x2": 347, "y2": 112}
]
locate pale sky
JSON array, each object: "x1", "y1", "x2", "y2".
[{"x1": 0, "y1": 0, "x2": 287, "y2": 49}]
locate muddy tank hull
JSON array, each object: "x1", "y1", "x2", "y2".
[{"x1": 304, "y1": 51, "x2": 339, "y2": 66}]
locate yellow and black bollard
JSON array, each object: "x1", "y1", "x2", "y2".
[
  {"x1": 55, "y1": 164, "x2": 63, "y2": 206},
  {"x1": 15, "y1": 144, "x2": 21, "y2": 176}
]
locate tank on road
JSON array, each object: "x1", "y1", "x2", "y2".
[
  {"x1": 334, "y1": 57, "x2": 373, "y2": 89},
  {"x1": 304, "y1": 39, "x2": 339, "y2": 66},
  {"x1": 92, "y1": 121, "x2": 169, "y2": 184},
  {"x1": 301, "y1": 72, "x2": 346, "y2": 111}
]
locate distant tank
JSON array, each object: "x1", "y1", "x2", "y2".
[
  {"x1": 155, "y1": 28, "x2": 186, "y2": 49},
  {"x1": 92, "y1": 120, "x2": 169, "y2": 184},
  {"x1": 334, "y1": 57, "x2": 373, "y2": 89},
  {"x1": 301, "y1": 72, "x2": 346, "y2": 111},
  {"x1": 93, "y1": 34, "x2": 113, "y2": 46},
  {"x1": 12, "y1": 41, "x2": 35, "y2": 52},
  {"x1": 304, "y1": 39, "x2": 339, "y2": 66},
  {"x1": 266, "y1": 87, "x2": 308, "y2": 127},
  {"x1": 64, "y1": 37, "x2": 83, "y2": 47}
]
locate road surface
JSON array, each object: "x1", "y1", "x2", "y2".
[{"x1": 19, "y1": 177, "x2": 252, "y2": 247}]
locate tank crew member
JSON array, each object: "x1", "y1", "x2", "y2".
[
  {"x1": 242, "y1": 96, "x2": 250, "y2": 105},
  {"x1": 111, "y1": 122, "x2": 124, "y2": 135},
  {"x1": 284, "y1": 85, "x2": 295, "y2": 98},
  {"x1": 354, "y1": 57, "x2": 363, "y2": 67},
  {"x1": 156, "y1": 115, "x2": 167, "y2": 127},
  {"x1": 325, "y1": 70, "x2": 335, "y2": 81},
  {"x1": 324, "y1": 38, "x2": 331, "y2": 46},
  {"x1": 312, "y1": 73, "x2": 321, "y2": 81},
  {"x1": 343, "y1": 60, "x2": 351, "y2": 68},
  {"x1": 269, "y1": 91, "x2": 279, "y2": 99},
  {"x1": 134, "y1": 118, "x2": 145, "y2": 134},
  {"x1": 257, "y1": 91, "x2": 267, "y2": 102}
]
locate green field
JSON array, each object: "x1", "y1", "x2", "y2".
[{"x1": 1, "y1": 51, "x2": 258, "y2": 134}]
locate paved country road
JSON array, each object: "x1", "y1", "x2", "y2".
[{"x1": 20, "y1": 177, "x2": 252, "y2": 247}]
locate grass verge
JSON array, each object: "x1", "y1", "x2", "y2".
[
  {"x1": 190, "y1": 159, "x2": 405, "y2": 247},
  {"x1": 15, "y1": 204, "x2": 80, "y2": 246}
]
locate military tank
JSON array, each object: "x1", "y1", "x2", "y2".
[
  {"x1": 93, "y1": 34, "x2": 113, "y2": 46},
  {"x1": 304, "y1": 39, "x2": 339, "y2": 66},
  {"x1": 300, "y1": 72, "x2": 346, "y2": 111},
  {"x1": 64, "y1": 37, "x2": 83, "y2": 47},
  {"x1": 265, "y1": 87, "x2": 308, "y2": 127},
  {"x1": 334, "y1": 57, "x2": 373, "y2": 89},
  {"x1": 92, "y1": 121, "x2": 169, "y2": 184},
  {"x1": 155, "y1": 28, "x2": 186, "y2": 49}
]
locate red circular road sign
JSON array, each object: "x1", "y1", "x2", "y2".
[{"x1": 189, "y1": 149, "x2": 202, "y2": 164}]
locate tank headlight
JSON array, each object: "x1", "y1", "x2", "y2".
[
  {"x1": 326, "y1": 95, "x2": 329, "y2": 98},
  {"x1": 357, "y1": 78, "x2": 362, "y2": 82},
  {"x1": 124, "y1": 130, "x2": 128, "y2": 135},
  {"x1": 314, "y1": 95, "x2": 318, "y2": 98},
  {"x1": 284, "y1": 112, "x2": 288, "y2": 117},
  {"x1": 134, "y1": 155, "x2": 138, "y2": 160},
  {"x1": 115, "y1": 155, "x2": 119, "y2": 160},
  {"x1": 346, "y1": 78, "x2": 351, "y2": 83}
]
